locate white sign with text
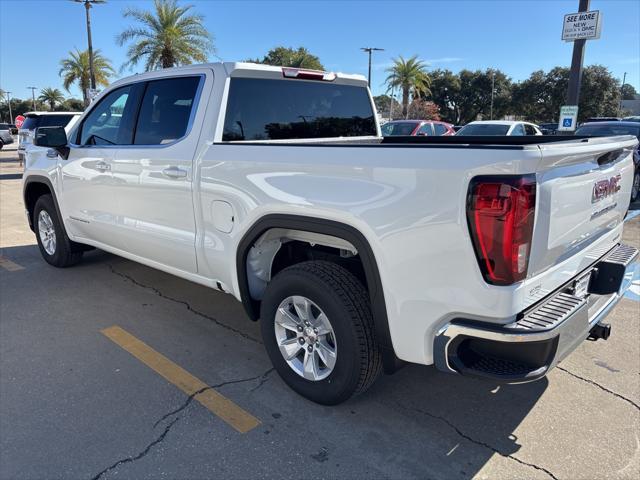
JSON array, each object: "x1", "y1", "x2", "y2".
[{"x1": 562, "y1": 10, "x2": 602, "y2": 41}]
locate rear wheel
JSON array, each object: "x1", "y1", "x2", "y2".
[
  {"x1": 260, "y1": 261, "x2": 382, "y2": 405},
  {"x1": 34, "y1": 195, "x2": 83, "y2": 267}
]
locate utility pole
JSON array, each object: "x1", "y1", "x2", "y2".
[
  {"x1": 566, "y1": 0, "x2": 590, "y2": 107},
  {"x1": 490, "y1": 70, "x2": 495, "y2": 120},
  {"x1": 5, "y1": 91, "x2": 13, "y2": 124},
  {"x1": 619, "y1": 71, "x2": 627, "y2": 115},
  {"x1": 28, "y1": 87, "x2": 37, "y2": 111},
  {"x1": 361, "y1": 47, "x2": 384, "y2": 88},
  {"x1": 73, "y1": 0, "x2": 106, "y2": 94},
  {"x1": 388, "y1": 89, "x2": 395, "y2": 120}
]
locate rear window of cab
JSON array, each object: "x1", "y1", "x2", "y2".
[
  {"x1": 21, "y1": 115, "x2": 75, "y2": 131},
  {"x1": 222, "y1": 78, "x2": 376, "y2": 141}
]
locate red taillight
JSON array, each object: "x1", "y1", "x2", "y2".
[
  {"x1": 282, "y1": 67, "x2": 336, "y2": 82},
  {"x1": 467, "y1": 175, "x2": 536, "y2": 285}
]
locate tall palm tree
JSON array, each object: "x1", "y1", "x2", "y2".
[
  {"x1": 117, "y1": 0, "x2": 214, "y2": 71},
  {"x1": 385, "y1": 55, "x2": 431, "y2": 118},
  {"x1": 38, "y1": 88, "x2": 65, "y2": 111},
  {"x1": 59, "y1": 48, "x2": 114, "y2": 107}
]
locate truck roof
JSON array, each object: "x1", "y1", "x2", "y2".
[{"x1": 109, "y1": 62, "x2": 368, "y2": 89}]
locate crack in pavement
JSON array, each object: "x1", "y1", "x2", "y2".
[
  {"x1": 90, "y1": 369, "x2": 273, "y2": 480},
  {"x1": 89, "y1": 418, "x2": 179, "y2": 480},
  {"x1": 153, "y1": 368, "x2": 275, "y2": 428},
  {"x1": 395, "y1": 402, "x2": 559, "y2": 480},
  {"x1": 107, "y1": 264, "x2": 261, "y2": 344},
  {"x1": 556, "y1": 366, "x2": 640, "y2": 411}
]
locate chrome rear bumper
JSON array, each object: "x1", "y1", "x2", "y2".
[{"x1": 434, "y1": 243, "x2": 638, "y2": 382}]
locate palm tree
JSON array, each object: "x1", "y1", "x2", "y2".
[
  {"x1": 117, "y1": 0, "x2": 214, "y2": 71},
  {"x1": 38, "y1": 88, "x2": 65, "y2": 111},
  {"x1": 59, "y1": 48, "x2": 114, "y2": 107},
  {"x1": 385, "y1": 55, "x2": 431, "y2": 118}
]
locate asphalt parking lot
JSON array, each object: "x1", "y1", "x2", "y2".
[{"x1": 1, "y1": 144, "x2": 639, "y2": 480}]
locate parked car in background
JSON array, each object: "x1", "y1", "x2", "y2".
[
  {"x1": 0, "y1": 123, "x2": 14, "y2": 149},
  {"x1": 456, "y1": 121, "x2": 543, "y2": 136},
  {"x1": 381, "y1": 120, "x2": 455, "y2": 136},
  {"x1": 575, "y1": 121, "x2": 640, "y2": 203},
  {"x1": 452, "y1": 125, "x2": 463, "y2": 132},
  {"x1": 583, "y1": 117, "x2": 620, "y2": 124},
  {"x1": 539, "y1": 122, "x2": 559, "y2": 135},
  {"x1": 623, "y1": 116, "x2": 640, "y2": 123},
  {"x1": 18, "y1": 112, "x2": 81, "y2": 164}
]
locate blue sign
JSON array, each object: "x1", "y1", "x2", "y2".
[{"x1": 562, "y1": 118, "x2": 573, "y2": 128}]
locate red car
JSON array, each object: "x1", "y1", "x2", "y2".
[{"x1": 381, "y1": 120, "x2": 456, "y2": 136}]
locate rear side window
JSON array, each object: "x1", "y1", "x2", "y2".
[
  {"x1": 222, "y1": 78, "x2": 376, "y2": 141},
  {"x1": 21, "y1": 115, "x2": 75, "y2": 131},
  {"x1": 79, "y1": 85, "x2": 137, "y2": 145},
  {"x1": 381, "y1": 122, "x2": 419, "y2": 136},
  {"x1": 417, "y1": 123, "x2": 434, "y2": 135},
  {"x1": 434, "y1": 124, "x2": 448, "y2": 135},
  {"x1": 524, "y1": 124, "x2": 537, "y2": 135},
  {"x1": 134, "y1": 76, "x2": 201, "y2": 145}
]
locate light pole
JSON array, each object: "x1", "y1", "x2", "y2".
[
  {"x1": 361, "y1": 47, "x2": 384, "y2": 88},
  {"x1": 28, "y1": 87, "x2": 38, "y2": 111},
  {"x1": 619, "y1": 71, "x2": 627, "y2": 115},
  {"x1": 4, "y1": 91, "x2": 13, "y2": 124},
  {"x1": 73, "y1": 0, "x2": 106, "y2": 94},
  {"x1": 490, "y1": 70, "x2": 495, "y2": 120}
]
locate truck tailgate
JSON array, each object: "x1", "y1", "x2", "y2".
[{"x1": 528, "y1": 135, "x2": 638, "y2": 280}]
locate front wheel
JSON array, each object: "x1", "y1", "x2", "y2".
[
  {"x1": 34, "y1": 195, "x2": 83, "y2": 267},
  {"x1": 260, "y1": 261, "x2": 382, "y2": 405}
]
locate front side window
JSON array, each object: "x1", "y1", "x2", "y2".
[
  {"x1": 133, "y1": 76, "x2": 201, "y2": 145},
  {"x1": 79, "y1": 86, "x2": 135, "y2": 145},
  {"x1": 222, "y1": 78, "x2": 376, "y2": 141},
  {"x1": 380, "y1": 122, "x2": 419, "y2": 136}
]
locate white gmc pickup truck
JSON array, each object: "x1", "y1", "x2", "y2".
[{"x1": 24, "y1": 63, "x2": 638, "y2": 404}]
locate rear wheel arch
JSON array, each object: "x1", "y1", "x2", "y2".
[{"x1": 236, "y1": 214, "x2": 401, "y2": 373}]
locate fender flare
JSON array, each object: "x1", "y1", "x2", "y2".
[
  {"x1": 236, "y1": 214, "x2": 401, "y2": 372},
  {"x1": 23, "y1": 175, "x2": 62, "y2": 232}
]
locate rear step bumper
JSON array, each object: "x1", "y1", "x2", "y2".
[{"x1": 434, "y1": 243, "x2": 638, "y2": 383}]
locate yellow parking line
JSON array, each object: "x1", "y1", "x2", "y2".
[
  {"x1": 0, "y1": 256, "x2": 24, "y2": 271},
  {"x1": 101, "y1": 325, "x2": 261, "y2": 433}
]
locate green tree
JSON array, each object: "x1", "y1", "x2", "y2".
[
  {"x1": 621, "y1": 83, "x2": 638, "y2": 100},
  {"x1": 59, "y1": 48, "x2": 114, "y2": 107},
  {"x1": 62, "y1": 98, "x2": 85, "y2": 112},
  {"x1": 427, "y1": 69, "x2": 462, "y2": 123},
  {"x1": 117, "y1": 0, "x2": 214, "y2": 71},
  {"x1": 38, "y1": 88, "x2": 65, "y2": 111},
  {"x1": 510, "y1": 65, "x2": 622, "y2": 122},
  {"x1": 373, "y1": 94, "x2": 403, "y2": 119},
  {"x1": 455, "y1": 69, "x2": 512, "y2": 124},
  {"x1": 250, "y1": 46, "x2": 324, "y2": 70},
  {"x1": 385, "y1": 55, "x2": 431, "y2": 118}
]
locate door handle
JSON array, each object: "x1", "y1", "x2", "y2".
[
  {"x1": 162, "y1": 166, "x2": 187, "y2": 179},
  {"x1": 95, "y1": 161, "x2": 111, "y2": 172}
]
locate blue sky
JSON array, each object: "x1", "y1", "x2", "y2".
[{"x1": 1, "y1": 0, "x2": 638, "y2": 100}]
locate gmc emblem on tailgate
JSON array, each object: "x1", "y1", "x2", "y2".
[{"x1": 592, "y1": 174, "x2": 621, "y2": 203}]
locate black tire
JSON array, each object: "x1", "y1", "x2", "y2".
[
  {"x1": 260, "y1": 260, "x2": 382, "y2": 405},
  {"x1": 34, "y1": 194, "x2": 83, "y2": 267},
  {"x1": 631, "y1": 170, "x2": 640, "y2": 203},
  {"x1": 0, "y1": 140, "x2": 4, "y2": 150}
]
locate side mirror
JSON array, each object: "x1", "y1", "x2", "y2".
[{"x1": 34, "y1": 126, "x2": 69, "y2": 160}]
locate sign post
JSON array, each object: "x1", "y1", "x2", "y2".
[
  {"x1": 557, "y1": 106, "x2": 579, "y2": 132},
  {"x1": 563, "y1": 0, "x2": 602, "y2": 122}
]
